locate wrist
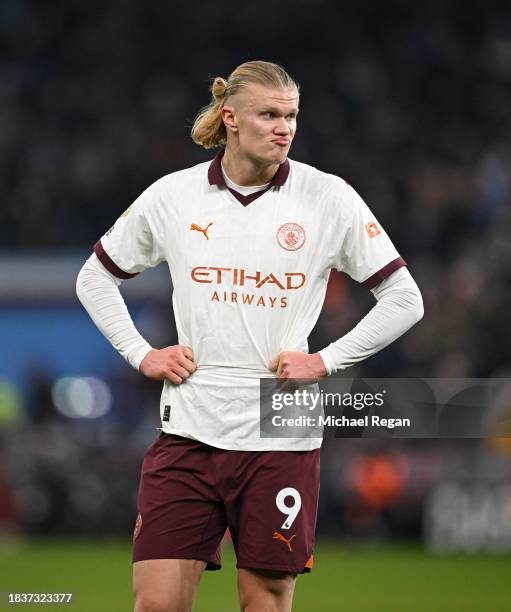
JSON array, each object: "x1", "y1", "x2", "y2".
[
  {"x1": 129, "y1": 344, "x2": 154, "y2": 371},
  {"x1": 317, "y1": 348, "x2": 334, "y2": 376},
  {"x1": 312, "y1": 352, "x2": 328, "y2": 377}
]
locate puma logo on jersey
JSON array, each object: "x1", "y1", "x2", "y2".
[
  {"x1": 273, "y1": 531, "x2": 296, "y2": 552},
  {"x1": 190, "y1": 222, "x2": 213, "y2": 240}
]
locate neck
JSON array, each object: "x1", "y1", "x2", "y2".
[{"x1": 222, "y1": 147, "x2": 279, "y2": 186}]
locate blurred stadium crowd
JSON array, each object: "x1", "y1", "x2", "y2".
[{"x1": 1, "y1": 1, "x2": 511, "y2": 548}]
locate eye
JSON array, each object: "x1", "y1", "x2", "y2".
[{"x1": 261, "y1": 111, "x2": 275, "y2": 118}]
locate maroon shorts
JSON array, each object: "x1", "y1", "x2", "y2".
[{"x1": 133, "y1": 433, "x2": 320, "y2": 574}]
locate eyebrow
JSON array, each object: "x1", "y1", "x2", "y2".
[{"x1": 258, "y1": 105, "x2": 299, "y2": 115}]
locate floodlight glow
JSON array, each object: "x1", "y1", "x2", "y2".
[{"x1": 52, "y1": 376, "x2": 111, "y2": 418}]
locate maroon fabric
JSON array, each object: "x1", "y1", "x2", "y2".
[
  {"x1": 226, "y1": 185, "x2": 272, "y2": 205},
  {"x1": 207, "y1": 149, "x2": 290, "y2": 207},
  {"x1": 93, "y1": 240, "x2": 139, "y2": 280},
  {"x1": 363, "y1": 256, "x2": 407, "y2": 290},
  {"x1": 133, "y1": 434, "x2": 320, "y2": 574}
]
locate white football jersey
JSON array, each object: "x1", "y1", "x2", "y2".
[{"x1": 95, "y1": 152, "x2": 405, "y2": 450}]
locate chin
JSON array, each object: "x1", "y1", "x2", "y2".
[
  {"x1": 249, "y1": 148, "x2": 289, "y2": 166},
  {"x1": 268, "y1": 149, "x2": 289, "y2": 164}
]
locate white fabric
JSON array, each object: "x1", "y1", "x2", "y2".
[
  {"x1": 221, "y1": 163, "x2": 270, "y2": 195},
  {"x1": 80, "y1": 158, "x2": 413, "y2": 451},
  {"x1": 319, "y1": 267, "x2": 423, "y2": 375},
  {"x1": 76, "y1": 253, "x2": 153, "y2": 369}
]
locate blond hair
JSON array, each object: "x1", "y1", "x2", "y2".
[{"x1": 191, "y1": 60, "x2": 299, "y2": 149}]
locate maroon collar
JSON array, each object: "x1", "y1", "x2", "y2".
[{"x1": 207, "y1": 149, "x2": 290, "y2": 206}]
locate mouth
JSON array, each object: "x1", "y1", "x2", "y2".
[{"x1": 273, "y1": 139, "x2": 290, "y2": 147}]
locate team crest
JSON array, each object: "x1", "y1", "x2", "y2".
[
  {"x1": 276, "y1": 223, "x2": 306, "y2": 251},
  {"x1": 365, "y1": 221, "x2": 381, "y2": 238}
]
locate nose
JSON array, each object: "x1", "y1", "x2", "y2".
[{"x1": 274, "y1": 117, "x2": 291, "y2": 135}]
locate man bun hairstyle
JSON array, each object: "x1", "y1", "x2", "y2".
[
  {"x1": 211, "y1": 76, "x2": 228, "y2": 103},
  {"x1": 191, "y1": 60, "x2": 299, "y2": 149}
]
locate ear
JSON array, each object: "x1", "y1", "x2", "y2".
[{"x1": 221, "y1": 105, "x2": 238, "y2": 133}]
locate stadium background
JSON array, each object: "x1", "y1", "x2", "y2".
[{"x1": 1, "y1": 1, "x2": 511, "y2": 610}]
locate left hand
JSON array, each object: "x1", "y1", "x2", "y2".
[{"x1": 268, "y1": 350, "x2": 327, "y2": 380}]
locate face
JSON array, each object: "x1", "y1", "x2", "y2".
[{"x1": 222, "y1": 83, "x2": 299, "y2": 165}]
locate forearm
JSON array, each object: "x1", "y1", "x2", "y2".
[
  {"x1": 319, "y1": 267, "x2": 423, "y2": 375},
  {"x1": 76, "y1": 253, "x2": 153, "y2": 370}
]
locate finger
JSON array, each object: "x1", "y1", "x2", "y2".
[
  {"x1": 177, "y1": 354, "x2": 197, "y2": 374},
  {"x1": 268, "y1": 355, "x2": 280, "y2": 372},
  {"x1": 270, "y1": 354, "x2": 286, "y2": 377},
  {"x1": 285, "y1": 378, "x2": 302, "y2": 392},
  {"x1": 171, "y1": 365, "x2": 191, "y2": 380},
  {"x1": 276, "y1": 376, "x2": 288, "y2": 392},
  {"x1": 276, "y1": 360, "x2": 286, "y2": 378},
  {"x1": 280, "y1": 378, "x2": 293, "y2": 392},
  {"x1": 278, "y1": 351, "x2": 293, "y2": 377},
  {"x1": 166, "y1": 372, "x2": 183, "y2": 385},
  {"x1": 181, "y1": 346, "x2": 195, "y2": 361}
]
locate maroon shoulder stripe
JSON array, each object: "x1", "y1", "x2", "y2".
[
  {"x1": 94, "y1": 240, "x2": 139, "y2": 279},
  {"x1": 363, "y1": 257, "x2": 407, "y2": 289}
]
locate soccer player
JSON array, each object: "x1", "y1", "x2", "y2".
[{"x1": 76, "y1": 61, "x2": 423, "y2": 612}]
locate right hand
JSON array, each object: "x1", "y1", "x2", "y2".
[{"x1": 139, "y1": 345, "x2": 196, "y2": 385}]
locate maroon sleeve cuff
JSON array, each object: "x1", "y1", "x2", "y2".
[
  {"x1": 93, "y1": 240, "x2": 139, "y2": 279},
  {"x1": 362, "y1": 257, "x2": 407, "y2": 290}
]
